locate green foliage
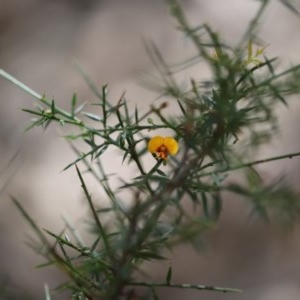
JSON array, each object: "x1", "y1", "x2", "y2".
[{"x1": 1, "y1": 0, "x2": 300, "y2": 299}]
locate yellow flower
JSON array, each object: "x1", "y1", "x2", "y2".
[{"x1": 148, "y1": 136, "x2": 178, "y2": 160}]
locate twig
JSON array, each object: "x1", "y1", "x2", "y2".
[
  {"x1": 199, "y1": 150, "x2": 300, "y2": 177},
  {"x1": 127, "y1": 281, "x2": 242, "y2": 293}
]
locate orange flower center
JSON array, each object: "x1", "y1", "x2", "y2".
[{"x1": 156, "y1": 145, "x2": 168, "y2": 160}]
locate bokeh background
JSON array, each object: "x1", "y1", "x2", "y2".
[{"x1": 1, "y1": 0, "x2": 300, "y2": 299}]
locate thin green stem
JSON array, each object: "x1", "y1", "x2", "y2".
[
  {"x1": 0, "y1": 69, "x2": 41, "y2": 99},
  {"x1": 0, "y1": 150, "x2": 21, "y2": 196},
  {"x1": 238, "y1": 0, "x2": 269, "y2": 48},
  {"x1": 200, "y1": 150, "x2": 300, "y2": 177},
  {"x1": 127, "y1": 281, "x2": 242, "y2": 293},
  {"x1": 0, "y1": 69, "x2": 84, "y2": 125},
  {"x1": 169, "y1": 1, "x2": 211, "y2": 60},
  {"x1": 75, "y1": 165, "x2": 115, "y2": 263}
]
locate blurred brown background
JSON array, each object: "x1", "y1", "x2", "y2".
[{"x1": 1, "y1": 0, "x2": 300, "y2": 299}]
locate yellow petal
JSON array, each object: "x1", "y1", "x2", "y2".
[
  {"x1": 148, "y1": 136, "x2": 164, "y2": 153},
  {"x1": 163, "y1": 137, "x2": 178, "y2": 155}
]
